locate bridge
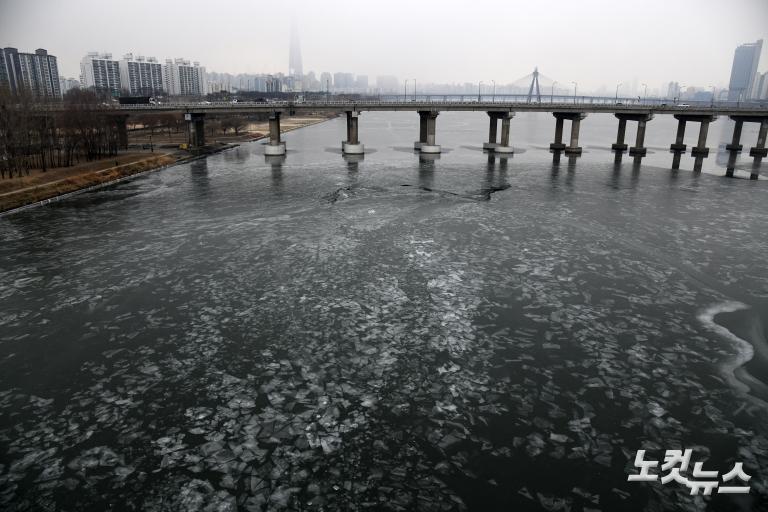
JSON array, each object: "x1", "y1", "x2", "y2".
[{"x1": 84, "y1": 98, "x2": 767, "y2": 179}]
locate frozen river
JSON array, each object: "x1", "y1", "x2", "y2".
[{"x1": 1, "y1": 112, "x2": 768, "y2": 511}]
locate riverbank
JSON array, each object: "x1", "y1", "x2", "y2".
[
  {"x1": 0, "y1": 152, "x2": 183, "y2": 213},
  {"x1": 0, "y1": 114, "x2": 336, "y2": 214},
  {"x1": 128, "y1": 114, "x2": 336, "y2": 147}
]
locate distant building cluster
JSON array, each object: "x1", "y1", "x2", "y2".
[
  {"x1": 661, "y1": 39, "x2": 765, "y2": 103},
  {"x1": 80, "y1": 52, "x2": 206, "y2": 97},
  {"x1": 0, "y1": 47, "x2": 61, "y2": 98},
  {"x1": 1, "y1": 36, "x2": 766, "y2": 101}
]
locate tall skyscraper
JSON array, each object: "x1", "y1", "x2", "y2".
[
  {"x1": 119, "y1": 54, "x2": 164, "y2": 96},
  {"x1": 727, "y1": 39, "x2": 763, "y2": 101},
  {"x1": 81, "y1": 52, "x2": 121, "y2": 96},
  {"x1": 288, "y1": 19, "x2": 303, "y2": 91},
  {"x1": 0, "y1": 47, "x2": 61, "y2": 98},
  {"x1": 757, "y1": 71, "x2": 768, "y2": 100}
]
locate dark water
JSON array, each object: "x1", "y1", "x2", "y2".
[{"x1": 1, "y1": 112, "x2": 768, "y2": 511}]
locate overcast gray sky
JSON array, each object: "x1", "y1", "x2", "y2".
[{"x1": 2, "y1": 0, "x2": 767, "y2": 92}]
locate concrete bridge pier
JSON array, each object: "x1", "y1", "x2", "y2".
[
  {"x1": 484, "y1": 112, "x2": 501, "y2": 150},
  {"x1": 342, "y1": 111, "x2": 364, "y2": 154},
  {"x1": 549, "y1": 116, "x2": 566, "y2": 151},
  {"x1": 691, "y1": 118, "x2": 713, "y2": 172},
  {"x1": 611, "y1": 118, "x2": 628, "y2": 154},
  {"x1": 725, "y1": 118, "x2": 744, "y2": 177},
  {"x1": 415, "y1": 111, "x2": 428, "y2": 149},
  {"x1": 564, "y1": 114, "x2": 586, "y2": 155},
  {"x1": 495, "y1": 113, "x2": 515, "y2": 154},
  {"x1": 265, "y1": 112, "x2": 286, "y2": 156},
  {"x1": 628, "y1": 115, "x2": 653, "y2": 162},
  {"x1": 420, "y1": 111, "x2": 441, "y2": 154},
  {"x1": 630, "y1": 119, "x2": 648, "y2": 163},
  {"x1": 115, "y1": 115, "x2": 129, "y2": 150},
  {"x1": 670, "y1": 118, "x2": 687, "y2": 170},
  {"x1": 748, "y1": 120, "x2": 768, "y2": 179},
  {"x1": 187, "y1": 113, "x2": 206, "y2": 149}
]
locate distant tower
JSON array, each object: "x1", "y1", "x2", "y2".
[
  {"x1": 727, "y1": 39, "x2": 762, "y2": 101},
  {"x1": 288, "y1": 19, "x2": 303, "y2": 91},
  {"x1": 527, "y1": 67, "x2": 541, "y2": 103}
]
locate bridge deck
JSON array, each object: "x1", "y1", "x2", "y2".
[{"x1": 36, "y1": 101, "x2": 768, "y2": 118}]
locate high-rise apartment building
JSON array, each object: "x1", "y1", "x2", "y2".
[
  {"x1": 333, "y1": 72, "x2": 355, "y2": 92},
  {"x1": 355, "y1": 75, "x2": 369, "y2": 92},
  {"x1": 59, "y1": 77, "x2": 81, "y2": 95},
  {"x1": 163, "y1": 58, "x2": 206, "y2": 96},
  {"x1": 376, "y1": 75, "x2": 399, "y2": 93},
  {"x1": 727, "y1": 39, "x2": 763, "y2": 101},
  {"x1": 0, "y1": 47, "x2": 61, "y2": 98},
  {"x1": 119, "y1": 54, "x2": 164, "y2": 96},
  {"x1": 80, "y1": 52, "x2": 121, "y2": 95}
]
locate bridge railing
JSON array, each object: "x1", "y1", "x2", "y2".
[{"x1": 28, "y1": 98, "x2": 768, "y2": 112}]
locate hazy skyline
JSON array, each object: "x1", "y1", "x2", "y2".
[{"x1": 2, "y1": 0, "x2": 767, "y2": 92}]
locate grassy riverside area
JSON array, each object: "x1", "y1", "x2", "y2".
[
  {"x1": 0, "y1": 152, "x2": 180, "y2": 212},
  {"x1": 0, "y1": 114, "x2": 336, "y2": 213}
]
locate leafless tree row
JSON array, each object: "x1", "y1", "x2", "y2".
[{"x1": 0, "y1": 89, "x2": 122, "y2": 179}]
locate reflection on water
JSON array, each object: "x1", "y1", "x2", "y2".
[{"x1": 1, "y1": 112, "x2": 767, "y2": 512}]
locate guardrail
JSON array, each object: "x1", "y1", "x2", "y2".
[{"x1": 26, "y1": 99, "x2": 768, "y2": 114}]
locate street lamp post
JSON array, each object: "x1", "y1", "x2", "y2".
[
  {"x1": 615, "y1": 82, "x2": 622, "y2": 103},
  {"x1": 551, "y1": 81, "x2": 557, "y2": 103},
  {"x1": 572, "y1": 81, "x2": 578, "y2": 104},
  {"x1": 641, "y1": 83, "x2": 647, "y2": 103},
  {"x1": 491, "y1": 80, "x2": 496, "y2": 102},
  {"x1": 478, "y1": 81, "x2": 484, "y2": 102},
  {"x1": 709, "y1": 85, "x2": 715, "y2": 107},
  {"x1": 412, "y1": 79, "x2": 417, "y2": 101}
]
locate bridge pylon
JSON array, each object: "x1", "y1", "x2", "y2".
[{"x1": 527, "y1": 67, "x2": 542, "y2": 104}]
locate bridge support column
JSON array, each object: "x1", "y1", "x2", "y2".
[
  {"x1": 671, "y1": 114, "x2": 716, "y2": 172},
  {"x1": 415, "y1": 111, "x2": 429, "y2": 149},
  {"x1": 484, "y1": 112, "x2": 501, "y2": 150},
  {"x1": 749, "y1": 120, "x2": 768, "y2": 179},
  {"x1": 691, "y1": 120, "x2": 710, "y2": 158},
  {"x1": 187, "y1": 113, "x2": 206, "y2": 149},
  {"x1": 495, "y1": 113, "x2": 515, "y2": 153},
  {"x1": 670, "y1": 118, "x2": 687, "y2": 170},
  {"x1": 420, "y1": 111, "x2": 441, "y2": 154},
  {"x1": 342, "y1": 111, "x2": 364, "y2": 155},
  {"x1": 725, "y1": 119, "x2": 744, "y2": 177},
  {"x1": 690, "y1": 118, "x2": 713, "y2": 173},
  {"x1": 550, "y1": 116, "x2": 566, "y2": 151},
  {"x1": 611, "y1": 118, "x2": 628, "y2": 153},
  {"x1": 629, "y1": 120, "x2": 647, "y2": 162},
  {"x1": 564, "y1": 114, "x2": 586, "y2": 155},
  {"x1": 265, "y1": 112, "x2": 286, "y2": 156},
  {"x1": 116, "y1": 115, "x2": 129, "y2": 150},
  {"x1": 628, "y1": 115, "x2": 653, "y2": 162}
]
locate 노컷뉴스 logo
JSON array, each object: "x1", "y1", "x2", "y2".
[{"x1": 627, "y1": 449, "x2": 751, "y2": 495}]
